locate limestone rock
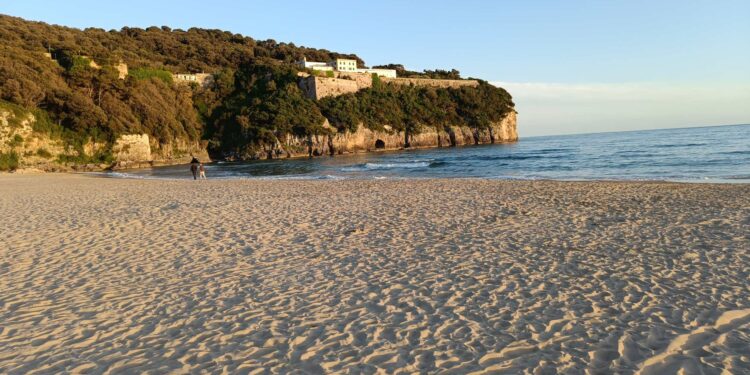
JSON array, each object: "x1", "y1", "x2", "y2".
[
  {"x1": 113, "y1": 134, "x2": 151, "y2": 162},
  {"x1": 262, "y1": 111, "x2": 518, "y2": 159}
]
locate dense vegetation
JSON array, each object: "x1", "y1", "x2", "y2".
[
  {"x1": 0, "y1": 14, "x2": 514, "y2": 161},
  {"x1": 372, "y1": 64, "x2": 462, "y2": 79},
  {"x1": 319, "y1": 79, "x2": 513, "y2": 146},
  {"x1": 0, "y1": 151, "x2": 19, "y2": 171}
]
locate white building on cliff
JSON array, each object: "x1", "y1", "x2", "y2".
[
  {"x1": 299, "y1": 58, "x2": 333, "y2": 72},
  {"x1": 173, "y1": 73, "x2": 214, "y2": 88},
  {"x1": 298, "y1": 57, "x2": 397, "y2": 78}
]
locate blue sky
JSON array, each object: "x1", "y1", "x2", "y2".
[{"x1": 2, "y1": 0, "x2": 749, "y2": 136}]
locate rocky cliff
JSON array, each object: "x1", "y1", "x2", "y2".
[
  {"x1": 261, "y1": 111, "x2": 518, "y2": 159},
  {"x1": 110, "y1": 135, "x2": 209, "y2": 170},
  {"x1": 1, "y1": 110, "x2": 69, "y2": 172},
  {"x1": 0, "y1": 106, "x2": 208, "y2": 171},
  {"x1": 2, "y1": 103, "x2": 516, "y2": 171}
]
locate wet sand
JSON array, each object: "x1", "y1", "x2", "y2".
[{"x1": 1, "y1": 174, "x2": 749, "y2": 374}]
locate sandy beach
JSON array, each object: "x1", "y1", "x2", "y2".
[{"x1": 1, "y1": 174, "x2": 749, "y2": 374}]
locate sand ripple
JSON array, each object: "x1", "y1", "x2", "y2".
[{"x1": 1, "y1": 175, "x2": 749, "y2": 374}]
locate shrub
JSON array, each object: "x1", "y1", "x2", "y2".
[
  {"x1": 0, "y1": 151, "x2": 19, "y2": 171},
  {"x1": 7, "y1": 134, "x2": 24, "y2": 148},
  {"x1": 69, "y1": 56, "x2": 93, "y2": 73},
  {"x1": 55, "y1": 52, "x2": 95, "y2": 73},
  {"x1": 30, "y1": 108, "x2": 59, "y2": 135},
  {"x1": 0, "y1": 100, "x2": 29, "y2": 128},
  {"x1": 36, "y1": 148, "x2": 52, "y2": 158},
  {"x1": 57, "y1": 149, "x2": 114, "y2": 165},
  {"x1": 129, "y1": 68, "x2": 174, "y2": 84}
]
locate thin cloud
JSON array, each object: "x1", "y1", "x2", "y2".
[
  {"x1": 491, "y1": 81, "x2": 750, "y2": 136},
  {"x1": 493, "y1": 82, "x2": 750, "y2": 102}
]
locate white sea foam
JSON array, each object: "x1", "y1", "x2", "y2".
[
  {"x1": 339, "y1": 161, "x2": 431, "y2": 172},
  {"x1": 363, "y1": 161, "x2": 430, "y2": 170},
  {"x1": 253, "y1": 174, "x2": 346, "y2": 181},
  {"x1": 93, "y1": 172, "x2": 149, "y2": 179}
]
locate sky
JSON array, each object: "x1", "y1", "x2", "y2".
[{"x1": 1, "y1": 0, "x2": 749, "y2": 136}]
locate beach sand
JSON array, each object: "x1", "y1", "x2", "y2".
[{"x1": 1, "y1": 174, "x2": 749, "y2": 374}]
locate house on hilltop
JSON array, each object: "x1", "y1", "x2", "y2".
[
  {"x1": 333, "y1": 58, "x2": 357, "y2": 72},
  {"x1": 297, "y1": 56, "x2": 476, "y2": 100},
  {"x1": 173, "y1": 73, "x2": 214, "y2": 88},
  {"x1": 299, "y1": 57, "x2": 333, "y2": 72},
  {"x1": 297, "y1": 57, "x2": 397, "y2": 78}
]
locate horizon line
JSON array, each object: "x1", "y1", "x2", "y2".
[{"x1": 524, "y1": 122, "x2": 749, "y2": 139}]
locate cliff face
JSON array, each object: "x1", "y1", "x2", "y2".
[
  {"x1": 120, "y1": 109, "x2": 517, "y2": 163},
  {"x1": 0, "y1": 107, "x2": 209, "y2": 171},
  {"x1": 2, "y1": 104, "x2": 516, "y2": 170},
  {"x1": 265, "y1": 111, "x2": 518, "y2": 159},
  {"x1": 1, "y1": 110, "x2": 68, "y2": 171},
  {"x1": 111, "y1": 135, "x2": 209, "y2": 170}
]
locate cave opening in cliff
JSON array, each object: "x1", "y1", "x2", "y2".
[{"x1": 375, "y1": 139, "x2": 385, "y2": 149}]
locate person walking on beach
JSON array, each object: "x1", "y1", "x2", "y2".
[
  {"x1": 199, "y1": 163, "x2": 207, "y2": 180},
  {"x1": 190, "y1": 157, "x2": 200, "y2": 180}
]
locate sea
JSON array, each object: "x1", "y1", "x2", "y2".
[{"x1": 106, "y1": 124, "x2": 750, "y2": 183}]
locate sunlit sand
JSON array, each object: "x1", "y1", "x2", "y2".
[{"x1": 1, "y1": 175, "x2": 748, "y2": 374}]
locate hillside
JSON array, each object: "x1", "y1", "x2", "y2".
[{"x1": 0, "y1": 14, "x2": 515, "y2": 171}]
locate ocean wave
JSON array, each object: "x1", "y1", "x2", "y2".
[
  {"x1": 451, "y1": 154, "x2": 548, "y2": 162},
  {"x1": 651, "y1": 143, "x2": 708, "y2": 148},
  {"x1": 613, "y1": 150, "x2": 655, "y2": 156},
  {"x1": 96, "y1": 172, "x2": 154, "y2": 180},
  {"x1": 341, "y1": 161, "x2": 432, "y2": 171},
  {"x1": 339, "y1": 166, "x2": 365, "y2": 172},
  {"x1": 91, "y1": 124, "x2": 750, "y2": 183},
  {"x1": 366, "y1": 162, "x2": 431, "y2": 169},
  {"x1": 536, "y1": 148, "x2": 574, "y2": 153},
  {"x1": 253, "y1": 174, "x2": 346, "y2": 181}
]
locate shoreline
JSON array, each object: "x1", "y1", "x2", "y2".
[
  {"x1": 9, "y1": 138, "x2": 520, "y2": 174},
  {"x1": 67, "y1": 170, "x2": 750, "y2": 184},
  {"x1": 2, "y1": 175, "x2": 749, "y2": 373}
]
